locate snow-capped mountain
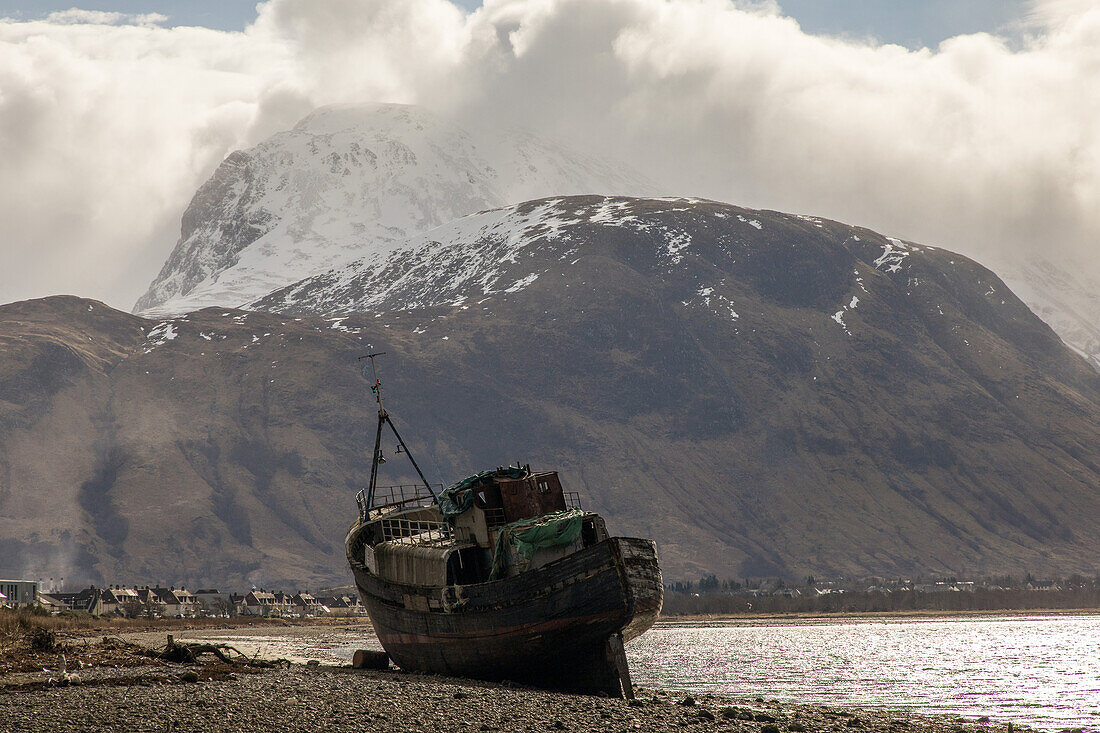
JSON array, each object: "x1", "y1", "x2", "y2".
[
  {"x1": 137, "y1": 102, "x2": 1100, "y2": 374},
  {"x1": 249, "y1": 195, "x2": 977, "y2": 321},
  {"x1": 134, "y1": 103, "x2": 653, "y2": 317},
  {"x1": 250, "y1": 193, "x2": 1060, "y2": 376}
]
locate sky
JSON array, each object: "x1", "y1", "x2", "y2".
[
  {"x1": 0, "y1": 0, "x2": 1097, "y2": 310},
  {"x1": 0, "y1": 1, "x2": 1032, "y2": 45}
]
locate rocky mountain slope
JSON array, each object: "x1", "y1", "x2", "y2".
[
  {"x1": 134, "y1": 104, "x2": 652, "y2": 317},
  {"x1": 5, "y1": 197, "x2": 1100, "y2": 589}
]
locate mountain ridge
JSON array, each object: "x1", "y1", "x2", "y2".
[
  {"x1": 136, "y1": 103, "x2": 1100, "y2": 374},
  {"x1": 5, "y1": 196, "x2": 1100, "y2": 588}
]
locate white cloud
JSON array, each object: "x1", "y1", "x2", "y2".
[
  {"x1": 44, "y1": 9, "x2": 168, "y2": 26},
  {"x1": 1, "y1": 0, "x2": 1099, "y2": 310},
  {"x1": 0, "y1": 16, "x2": 288, "y2": 307}
]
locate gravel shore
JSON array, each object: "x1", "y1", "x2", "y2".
[{"x1": 0, "y1": 660, "x2": 1021, "y2": 733}]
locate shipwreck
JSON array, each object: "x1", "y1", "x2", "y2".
[{"x1": 345, "y1": 355, "x2": 663, "y2": 697}]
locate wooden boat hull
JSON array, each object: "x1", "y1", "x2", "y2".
[{"x1": 347, "y1": 532, "x2": 662, "y2": 696}]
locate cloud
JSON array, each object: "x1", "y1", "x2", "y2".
[
  {"x1": 1, "y1": 0, "x2": 1099, "y2": 310},
  {"x1": 0, "y1": 16, "x2": 287, "y2": 307},
  {"x1": 44, "y1": 9, "x2": 168, "y2": 26}
]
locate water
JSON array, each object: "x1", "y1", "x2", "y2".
[
  {"x1": 164, "y1": 614, "x2": 1099, "y2": 732},
  {"x1": 628, "y1": 615, "x2": 1100, "y2": 732}
]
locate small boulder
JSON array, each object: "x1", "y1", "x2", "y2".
[
  {"x1": 762, "y1": 726, "x2": 782, "y2": 733},
  {"x1": 697, "y1": 710, "x2": 716, "y2": 721},
  {"x1": 679, "y1": 696, "x2": 697, "y2": 707}
]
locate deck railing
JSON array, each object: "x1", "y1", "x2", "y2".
[
  {"x1": 356, "y1": 483, "x2": 443, "y2": 521},
  {"x1": 356, "y1": 485, "x2": 584, "y2": 524},
  {"x1": 483, "y1": 492, "x2": 583, "y2": 528},
  {"x1": 377, "y1": 516, "x2": 451, "y2": 545}
]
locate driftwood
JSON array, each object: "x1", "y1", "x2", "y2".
[
  {"x1": 351, "y1": 649, "x2": 390, "y2": 670},
  {"x1": 152, "y1": 634, "x2": 285, "y2": 668}
]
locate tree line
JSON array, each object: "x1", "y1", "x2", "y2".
[{"x1": 662, "y1": 575, "x2": 1100, "y2": 615}]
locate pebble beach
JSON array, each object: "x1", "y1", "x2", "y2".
[{"x1": 0, "y1": 655, "x2": 1025, "y2": 733}]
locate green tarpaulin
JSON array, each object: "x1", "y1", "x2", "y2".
[{"x1": 489, "y1": 509, "x2": 585, "y2": 580}]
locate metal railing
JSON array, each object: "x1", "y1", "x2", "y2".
[
  {"x1": 482, "y1": 492, "x2": 583, "y2": 528},
  {"x1": 356, "y1": 485, "x2": 584, "y2": 524},
  {"x1": 356, "y1": 483, "x2": 443, "y2": 521},
  {"x1": 378, "y1": 516, "x2": 451, "y2": 545}
]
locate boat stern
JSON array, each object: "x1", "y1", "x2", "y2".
[{"x1": 612, "y1": 537, "x2": 663, "y2": 642}]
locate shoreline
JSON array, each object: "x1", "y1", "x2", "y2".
[
  {"x1": 0, "y1": 658, "x2": 1031, "y2": 733},
  {"x1": 3, "y1": 618, "x2": 1087, "y2": 733},
  {"x1": 656, "y1": 607, "x2": 1100, "y2": 625},
  {"x1": 23, "y1": 605, "x2": 1099, "y2": 642}
]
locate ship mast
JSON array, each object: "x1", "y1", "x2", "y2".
[{"x1": 359, "y1": 353, "x2": 439, "y2": 509}]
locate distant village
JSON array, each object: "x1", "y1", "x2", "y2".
[
  {"x1": 5, "y1": 573, "x2": 1098, "y2": 618},
  {"x1": 0, "y1": 579, "x2": 365, "y2": 618}
]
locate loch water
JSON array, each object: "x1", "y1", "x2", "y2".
[
  {"x1": 628, "y1": 614, "x2": 1100, "y2": 732},
  {"x1": 170, "y1": 613, "x2": 1099, "y2": 732}
]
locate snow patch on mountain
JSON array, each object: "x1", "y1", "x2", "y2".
[
  {"x1": 873, "y1": 238, "x2": 913, "y2": 274},
  {"x1": 142, "y1": 321, "x2": 180, "y2": 353}
]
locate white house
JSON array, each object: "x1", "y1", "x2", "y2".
[{"x1": 0, "y1": 579, "x2": 38, "y2": 607}]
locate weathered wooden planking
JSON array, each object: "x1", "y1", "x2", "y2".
[{"x1": 347, "y1": 534, "x2": 662, "y2": 696}]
